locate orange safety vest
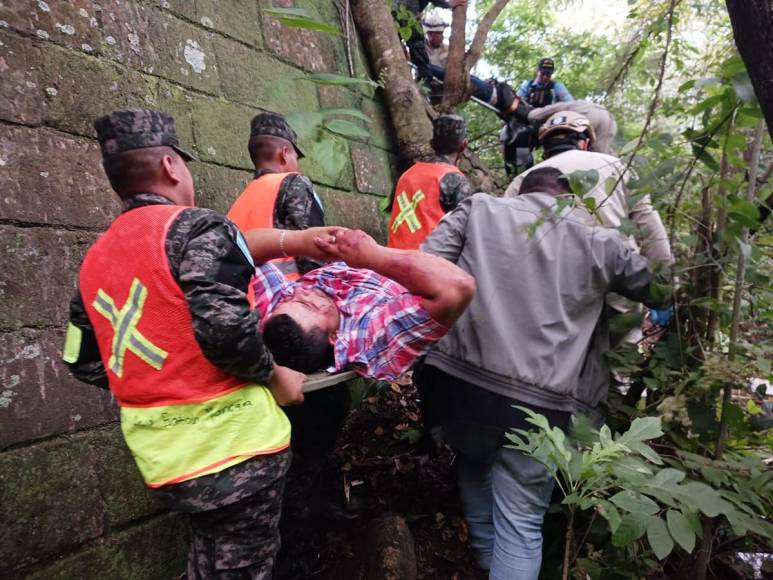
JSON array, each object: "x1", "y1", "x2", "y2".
[
  {"x1": 387, "y1": 162, "x2": 462, "y2": 250},
  {"x1": 228, "y1": 172, "x2": 300, "y2": 281},
  {"x1": 79, "y1": 205, "x2": 290, "y2": 488}
]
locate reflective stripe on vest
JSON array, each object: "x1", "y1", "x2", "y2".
[
  {"x1": 79, "y1": 205, "x2": 290, "y2": 487},
  {"x1": 387, "y1": 162, "x2": 462, "y2": 250},
  {"x1": 227, "y1": 173, "x2": 300, "y2": 281}
]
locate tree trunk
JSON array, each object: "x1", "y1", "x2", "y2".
[
  {"x1": 351, "y1": 0, "x2": 504, "y2": 193},
  {"x1": 691, "y1": 119, "x2": 766, "y2": 580},
  {"x1": 440, "y1": 3, "x2": 470, "y2": 112},
  {"x1": 726, "y1": 0, "x2": 773, "y2": 141},
  {"x1": 350, "y1": 0, "x2": 433, "y2": 163}
]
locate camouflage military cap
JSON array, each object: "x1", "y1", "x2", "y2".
[
  {"x1": 433, "y1": 114, "x2": 467, "y2": 148},
  {"x1": 249, "y1": 112, "x2": 305, "y2": 158},
  {"x1": 93, "y1": 108, "x2": 195, "y2": 161}
]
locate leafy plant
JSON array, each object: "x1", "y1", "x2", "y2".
[{"x1": 507, "y1": 408, "x2": 773, "y2": 579}]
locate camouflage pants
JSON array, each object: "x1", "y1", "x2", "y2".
[{"x1": 159, "y1": 451, "x2": 291, "y2": 580}]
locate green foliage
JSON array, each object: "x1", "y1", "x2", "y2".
[
  {"x1": 287, "y1": 109, "x2": 373, "y2": 176},
  {"x1": 267, "y1": 4, "x2": 382, "y2": 177},
  {"x1": 508, "y1": 409, "x2": 773, "y2": 578},
  {"x1": 261, "y1": 7, "x2": 341, "y2": 35}
]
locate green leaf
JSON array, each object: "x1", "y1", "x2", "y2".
[
  {"x1": 720, "y1": 54, "x2": 746, "y2": 78},
  {"x1": 675, "y1": 482, "x2": 733, "y2": 517},
  {"x1": 618, "y1": 416, "x2": 663, "y2": 445},
  {"x1": 598, "y1": 500, "x2": 622, "y2": 532},
  {"x1": 324, "y1": 119, "x2": 370, "y2": 139},
  {"x1": 610, "y1": 491, "x2": 660, "y2": 516},
  {"x1": 612, "y1": 512, "x2": 648, "y2": 547},
  {"x1": 731, "y1": 71, "x2": 756, "y2": 103},
  {"x1": 567, "y1": 169, "x2": 600, "y2": 196},
  {"x1": 628, "y1": 441, "x2": 664, "y2": 465},
  {"x1": 653, "y1": 468, "x2": 686, "y2": 488},
  {"x1": 261, "y1": 7, "x2": 341, "y2": 35},
  {"x1": 727, "y1": 196, "x2": 760, "y2": 228},
  {"x1": 583, "y1": 195, "x2": 597, "y2": 213},
  {"x1": 682, "y1": 509, "x2": 703, "y2": 539},
  {"x1": 640, "y1": 485, "x2": 678, "y2": 508},
  {"x1": 311, "y1": 136, "x2": 348, "y2": 178},
  {"x1": 322, "y1": 108, "x2": 373, "y2": 123},
  {"x1": 666, "y1": 510, "x2": 696, "y2": 553},
  {"x1": 299, "y1": 72, "x2": 379, "y2": 88},
  {"x1": 647, "y1": 516, "x2": 674, "y2": 560},
  {"x1": 692, "y1": 145, "x2": 720, "y2": 171},
  {"x1": 285, "y1": 111, "x2": 325, "y2": 141}
]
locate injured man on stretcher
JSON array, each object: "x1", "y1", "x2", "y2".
[{"x1": 243, "y1": 226, "x2": 475, "y2": 381}]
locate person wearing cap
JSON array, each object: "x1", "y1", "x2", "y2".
[
  {"x1": 516, "y1": 58, "x2": 574, "y2": 108},
  {"x1": 416, "y1": 166, "x2": 671, "y2": 580},
  {"x1": 505, "y1": 110, "x2": 674, "y2": 343},
  {"x1": 227, "y1": 111, "x2": 325, "y2": 281},
  {"x1": 62, "y1": 107, "x2": 321, "y2": 579},
  {"x1": 387, "y1": 114, "x2": 472, "y2": 250}
]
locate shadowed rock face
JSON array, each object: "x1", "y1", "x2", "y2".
[{"x1": 0, "y1": 0, "x2": 399, "y2": 576}]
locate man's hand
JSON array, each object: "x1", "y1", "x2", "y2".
[
  {"x1": 243, "y1": 226, "x2": 343, "y2": 265},
  {"x1": 312, "y1": 228, "x2": 381, "y2": 270},
  {"x1": 286, "y1": 227, "x2": 342, "y2": 262},
  {"x1": 268, "y1": 364, "x2": 305, "y2": 406}
]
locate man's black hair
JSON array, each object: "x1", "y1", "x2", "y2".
[
  {"x1": 101, "y1": 146, "x2": 175, "y2": 197},
  {"x1": 263, "y1": 313, "x2": 334, "y2": 374},
  {"x1": 542, "y1": 131, "x2": 589, "y2": 158},
  {"x1": 518, "y1": 166, "x2": 571, "y2": 195}
]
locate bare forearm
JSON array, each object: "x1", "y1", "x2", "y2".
[
  {"x1": 364, "y1": 246, "x2": 475, "y2": 325},
  {"x1": 242, "y1": 228, "x2": 329, "y2": 265}
]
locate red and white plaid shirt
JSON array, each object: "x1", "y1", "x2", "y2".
[{"x1": 252, "y1": 262, "x2": 448, "y2": 380}]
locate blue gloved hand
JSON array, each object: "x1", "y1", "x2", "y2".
[{"x1": 650, "y1": 305, "x2": 674, "y2": 327}]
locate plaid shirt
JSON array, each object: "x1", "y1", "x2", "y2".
[{"x1": 252, "y1": 262, "x2": 448, "y2": 380}]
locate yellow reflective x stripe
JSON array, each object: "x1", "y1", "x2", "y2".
[
  {"x1": 62, "y1": 322, "x2": 83, "y2": 364},
  {"x1": 391, "y1": 190, "x2": 425, "y2": 234},
  {"x1": 92, "y1": 278, "x2": 168, "y2": 378}
]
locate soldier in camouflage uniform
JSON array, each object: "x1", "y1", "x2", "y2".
[
  {"x1": 228, "y1": 112, "x2": 325, "y2": 278},
  {"x1": 387, "y1": 114, "x2": 472, "y2": 250},
  {"x1": 64, "y1": 108, "x2": 307, "y2": 579}
]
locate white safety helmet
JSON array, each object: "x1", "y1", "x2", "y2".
[
  {"x1": 538, "y1": 110, "x2": 596, "y2": 146},
  {"x1": 423, "y1": 12, "x2": 447, "y2": 33}
]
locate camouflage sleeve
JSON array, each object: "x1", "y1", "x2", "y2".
[
  {"x1": 167, "y1": 208, "x2": 274, "y2": 384},
  {"x1": 274, "y1": 174, "x2": 326, "y2": 274},
  {"x1": 438, "y1": 171, "x2": 473, "y2": 213},
  {"x1": 64, "y1": 287, "x2": 109, "y2": 389}
]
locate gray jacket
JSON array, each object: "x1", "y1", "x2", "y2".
[{"x1": 421, "y1": 193, "x2": 661, "y2": 418}]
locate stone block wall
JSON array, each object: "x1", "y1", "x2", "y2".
[{"x1": 0, "y1": 1, "x2": 398, "y2": 577}]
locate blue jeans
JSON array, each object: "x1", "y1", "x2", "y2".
[
  {"x1": 426, "y1": 64, "x2": 495, "y2": 103},
  {"x1": 457, "y1": 446, "x2": 555, "y2": 580}
]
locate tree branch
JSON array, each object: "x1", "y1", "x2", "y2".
[
  {"x1": 463, "y1": 0, "x2": 511, "y2": 75},
  {"x1": 441, "y1": 2, "x2": 469, "y2": 111}
]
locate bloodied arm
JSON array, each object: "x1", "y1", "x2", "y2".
[{"x1": 314, "y1": 229, "x2": 476, "y2": 327}]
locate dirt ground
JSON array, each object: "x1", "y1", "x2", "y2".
[{"x1": 277, "y1": 379, "x2": 486, "y2": 580}]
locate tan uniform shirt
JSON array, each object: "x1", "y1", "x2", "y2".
[
  {"x1": 506, "y1": 150, "x2": 673, "y2": 325},
  {"x1": 528, "y1": 101, "x2": 617, "y2": 156}
]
